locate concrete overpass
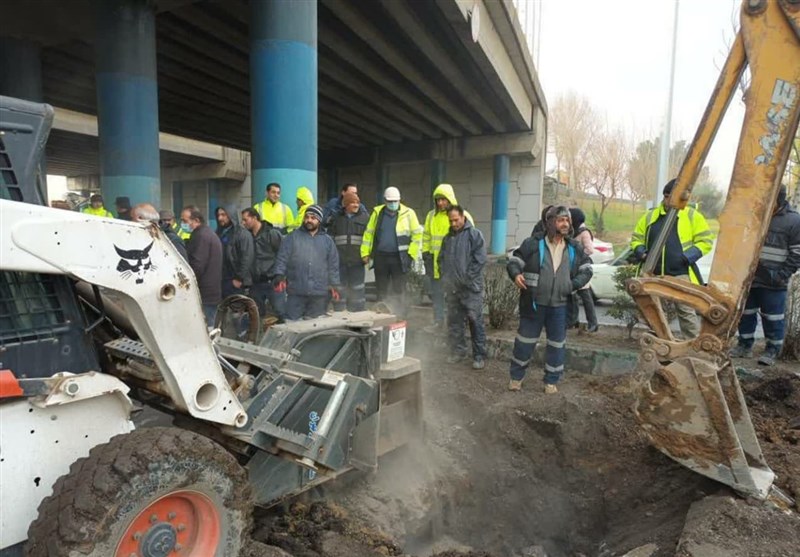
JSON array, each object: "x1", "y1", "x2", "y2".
[{"x1": 0, "y1": 0, "x2": 547, "y2": 251}]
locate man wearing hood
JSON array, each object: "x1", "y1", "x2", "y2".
[
  {"x1": 423, "y1": 183, "x2": 473, "y2": 327},
  {"x1": 292, "y1": 186, "x2": 315, "y2": 233},
  {"x1": 506, "y1": 206, "x2": 593, "y2": 393},
  {"x1": 115, "y1": 196, "x2": 132, "y2": 221},
  {"x1": 567, "y1": 207, "x2": 598, "y2": 333},
  {"x1": 438, "y1": 205, "x2": 487, "y2": 370},
  {"x1": 730, "y1": 185, "x2": 800, "y2": 365},
  {"x1": 215, "y1": 205, "x2": 254, "y2": 298}
]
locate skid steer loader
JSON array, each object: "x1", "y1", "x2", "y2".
[
  {"x1": 630, "y1": 0, "x2": 799, "y2": 502},
  {"x1": 0, "y1": 97, "x2": 422, "y2": 556}
]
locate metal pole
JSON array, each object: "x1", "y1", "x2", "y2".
[{"x1": 655, "y1": 0, "x2": 680, "y2": 205}]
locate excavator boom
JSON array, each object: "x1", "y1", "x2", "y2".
[{"x1": 630, "y1": 0, "x2": 800, "y2": 500}]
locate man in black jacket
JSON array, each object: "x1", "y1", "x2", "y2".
[
  {"x1": 215, "y1": 205, "x2": 254, "y2": 298},
  {"x1": 506, "y1": 206, "x2": 593, "y2": 393},
  {"x1": 158, "y1": 209, "x2": 188, "y2": 260},
  {"x1": 182, "y1": 206, "x2": 223, "y2": 327},
  {"x1": 731, "y1": 185, "x2": 800, "y2": 365},
  {"x1": 241, "y1": 207, "x2": 284, "y2": 319},
  {"x1": 329, "y1": 191, "x2": 369, "y2": 311},
  {"x1": 438, "y1": 205, "x2": 487, "y2": 370}
]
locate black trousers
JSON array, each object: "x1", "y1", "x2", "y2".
[{"x1": 374, "y1": 252, "x2": 407, "y2": 315}]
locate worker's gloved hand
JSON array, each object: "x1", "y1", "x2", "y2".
[
  {"x1": 330, "y1": 286, "x2": 341, "y2": 302},
  {"x1": 273, "y1": 275, "x2": 287, "y2": 293},
  {"x1": 633, "y1": 246, "x2": 647, "y2": 262},
  {"x1": 423, "y1": 253, "x2": 434, "y2": 277}
]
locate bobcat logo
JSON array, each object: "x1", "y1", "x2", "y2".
[{"x1": 115, "y1": 242, "x2": 156, "y2": 284}]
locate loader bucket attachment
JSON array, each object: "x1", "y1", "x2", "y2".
[{"x1": 634, "y1": 355, "x2": 774, "y2": 499}]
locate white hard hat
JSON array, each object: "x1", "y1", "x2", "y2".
[{"x1": 383, "y1": 187, "x2": 401, "y2": 202}]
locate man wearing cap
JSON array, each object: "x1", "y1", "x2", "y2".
[
  {"x1": 423, "y1": 183, "x2": 473, "y2": 328},
  {"x1": 630, "y1": 179, "x2": 714, "y2": 339},
  {"x1": 273, "y1": 204, "x2": 341, "y2": 320},
  {"x1": 81, "y1": 194, "x2": 114, "y2": 218},
  {"x1": 730, "y1": 185, "x2": 800, "y2": 365},
  {"x1": 322, "y1": 183, "x2": 366, "y2": 232},
  {"x1": 328, "y1": 190, "x2": 370, "y2": 311},
  {"x1": 506, "y1": 206, "x2": 593, "y2": 393},
  {"x1": 253, "y1": 182, "x2": 295, "y2": 235},
  {"x1": 361, "y1": 187, "x2": 423, "y2": 316},
  {"x1": 158, "y1": 209, "x2": 188, "y2": 260}
]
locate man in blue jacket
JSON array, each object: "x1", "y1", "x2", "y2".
[
  {"x1": 273, "y1": 205, "x2": 341, "y2": 320},
  {"x1": 438, "y1": 205, "x2": 487, "y2": 370},
  {"x1": 506, "y1": 206, "x2": 593, "y2": 393}
]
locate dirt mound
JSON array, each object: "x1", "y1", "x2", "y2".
[{"x1": 744, "y1": 371, "x2": 800, "y2": 500}]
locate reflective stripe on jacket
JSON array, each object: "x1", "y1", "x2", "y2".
[
  {"x1": 172, "y1": 222, "x2": 191, "y2": 241},
  {"x1": 630, "y1": 204, "x2": 714, "y2": 284},
  {"x1": 423, "y1": 183, "x2": 473, "y2": 279},
  {"x1": 753, "y1": 203, "x2": 800, "y2": 289},
  {"x1": 361, "y1": 204, "x2": 422, "y2": 272},
  {"x1": 82, "y1": 206, "x2": 114, "y2": 218},
  {"x1": 330, "y1": 207, "x2": 370, "y2": 266},
  {"x1": 253, "y1": 200, "x2": 295, "y2": 233}
]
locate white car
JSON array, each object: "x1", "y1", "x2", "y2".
[
  {"x1": 591, "y1": 243, "x2": 716, "y2": 302},
  {"x1": 591, "y1": 238, "x2": 615, "y2": 265}
]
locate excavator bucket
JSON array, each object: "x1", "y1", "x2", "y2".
[{"x1": 633, "y1": 350, "x2": 774, "y2": 499}]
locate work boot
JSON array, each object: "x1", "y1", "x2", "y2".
[
  {"x1": 544, "y1": 384, "x2": 558, "y2": 394},
  {"x1": 729, "y1": 344, "x2": 753, "y2": 358},
  {"x1": 508, "y1": 379, "x2": 523, "y2": 391},
  {"x1": 472, "y1": 358, "x2": 485, "y2": 370},
  {"x1": 758, "y1": 345, "x2": 780, "y2": 366},
  {"x1": 446, "y1": 354, "x2": 466, "y2": 364}
]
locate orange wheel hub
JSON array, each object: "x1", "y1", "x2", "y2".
[{"x1": 115, "y1": 490, "x2": 221, "y2": 557}]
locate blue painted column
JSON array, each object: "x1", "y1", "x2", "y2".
[
  {"x1": 491, "y1": 154, "x2": 510, "y2": 254},
  {"x1": 95, "y1": 0, "x2": 160, "y2": 207},
  {"x1": 250, "y1": 0, "x2": 317, "y2": 207},
  {"x1": 0, "y1": 38, "x2": 43, "y2": 101}
]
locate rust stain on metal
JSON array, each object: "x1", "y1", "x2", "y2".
[
  {"x1": 177, "y1": 271, "x2": 191, "y2": 290},
  {"x1": 642, "y1": 426, "x2": 723, "y2": 465}
]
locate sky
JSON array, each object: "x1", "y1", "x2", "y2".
[{"x1": 535, "y1": 0, "x2": 744, "y2": 193}]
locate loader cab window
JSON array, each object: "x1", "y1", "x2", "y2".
[
  {"x1": 0, "y1": 271, "x2": 66, "y2": 342},
  {"x1": 0, "y1": 136, "x2": 23, "y2": 201}
]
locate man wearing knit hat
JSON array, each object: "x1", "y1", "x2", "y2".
[
  {"x1": 273, "y1": 204, "x2": 342, "y2": 320},
  {"x1": 328, "y1": 190, "x2": 370, "y2": 311},
  {"x1": 322, "y1": 183, "x2": 366, "y2": 232}
]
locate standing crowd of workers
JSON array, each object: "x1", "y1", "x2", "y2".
[{"x1": 76, "y1": 176, "x2": 799, "y2": 393}]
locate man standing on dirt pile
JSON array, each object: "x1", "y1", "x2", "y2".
[
  {"x1": 630, "y1": 178, "x2": 714, "y2": 339},
  {"x1": 439, "y1": 205, "x2": 488, "y2": 370},
  {"x1": 730, "y1": 185, "x2": 800, "y2": 366},
  {"x1": 423, "y1": 183, "x2": 473, "y2": 329},
  {"x1": 506, "y1": 206, "x2": 593, "y2": 393}
]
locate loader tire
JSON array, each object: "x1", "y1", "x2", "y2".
[{"x1": 25, "y1": 427, "x2": 252, "y2": 557}]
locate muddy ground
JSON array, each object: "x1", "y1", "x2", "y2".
[{"x1": 243, "y1": 328, "x2": 800, "y2": 557}]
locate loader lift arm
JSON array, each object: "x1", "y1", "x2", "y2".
[
  {"x1": 630, "y1": 0, "x2": 800, "y2": 500},
  {"x1": 0, "y1": 199, "x2": 248, "y2": 428}
]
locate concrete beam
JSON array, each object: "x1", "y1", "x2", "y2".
[
  {"x1": 52, "y1": 107, "x2": 230, "y2": 161},
  {"x1": 157, "y1": 15, "x2": 249, "y2": 75},
  {"x1": 319, "y1": 97, "x2": 401, "y2": 143},
  {"x1": 322, "y1": 0, "x2": 481, "y2": 135},
  {"x1": 377, "y1": 0, "x2": 506, "y2": 133},
  {"x1": 436, "y1": 0, "x2": 533, "y2": 130},
  {"x1": 321, "y1": 114, "x2": 387, "y2": 146},
  {"x1": 177, "y1": 5, "x2": 249, "y2": 55}
]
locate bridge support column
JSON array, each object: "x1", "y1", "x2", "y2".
[
  {"x1": 430, "y1": 159, "x2": 446, "y2": 196},
  {"x1": 95, "y1": 0, "x2": 160, "y2": 208},
  {"x1": 250, "y1": 0, "x2": 317, "y2": 207},
  {"x1": 0, "y1": 38, "x2": 43, "y2": 101},
  {"x1": 491, "y1": 154, "x2": 510, "y2": 254}
]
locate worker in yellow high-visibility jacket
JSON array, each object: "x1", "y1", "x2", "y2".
[
  {"x1": 253, "y1": 182, "x2": 295, "y2": 234},
  {"x1": 292, "y1": 187, "x2": 315, "y2": 232},
  {"x1": 81, "y1": 194, "x2": 114, "y2": 218}
]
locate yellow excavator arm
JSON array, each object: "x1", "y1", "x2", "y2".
[{"x1": 630, "y1": 0, "x2": 800, "y2": 500}]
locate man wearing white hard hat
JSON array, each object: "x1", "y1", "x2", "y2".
[{"x1": 361, "y1": 187, "x2": 423, "y2": 316}]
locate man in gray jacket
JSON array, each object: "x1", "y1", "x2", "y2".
[
  {"x1": 273, "y1": 205, "x2": 341, "y2": 320},
  {"x1": 438, "y1": 205, "x2": 488, "y2": 370},
  {"x1": 506, "y1": 206, "x2": 593, "y2": 393}
]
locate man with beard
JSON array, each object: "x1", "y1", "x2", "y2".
[
  {"x1": 506, "y1": 206, "x2": 593, "y2": 393},
  {"x1": 215, "y1": 205, "x2": 254, "y2": 298},
  {"x1": 273, "y1": 205, "x2": 341, "y2": 320}
]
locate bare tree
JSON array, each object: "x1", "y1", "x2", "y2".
[
  {"x1": 586, "y1": 125, "x2": 628, "y2": 233},
  {"x1": 549, "y1": 92, "x2": 599, "y2": 193},
  {"x1": 627, "y1": 138, "x2": 658, "y2": 210}
]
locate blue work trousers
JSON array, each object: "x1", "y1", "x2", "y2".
[
  {"x1": 335, "y1": 263, "x2": 366, "y2": 312},
  {"x1": 510, "y1": 305, "x2": 567, "y2": 385},
  {"x1": 737, "y1": 287, "x2": 787, "y2": 350},
  {"x1": 447, "y1": 289, "x2": 487, "y2": 360},
  {"x1": 286, "y1": 294, "x2": 329, "y2": 321}
]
